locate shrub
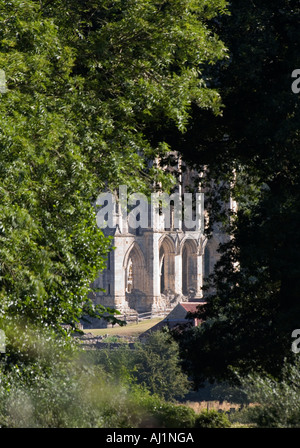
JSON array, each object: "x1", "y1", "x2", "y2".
[
  {"x1": 194, "y1": 410, "x2": 231, "y2": 428},
  {"x1": 130, "y1": 331, "x2": 191, "y2": 401},
  {"x1": 0, "y1": 332, "x2": 194, "y2": 428},
  {"x1": 151, "y1": 403, "x2": 196, "y2": 428},
  {"x1": 0, "y1": 358, "x2": 153, "y2": 428},
  {"x1": 89, "y1": 330, "x2": 192, "y2": 401},
  {"x1": 238, "y1": 357, "x2": 300, "y2": 428}
]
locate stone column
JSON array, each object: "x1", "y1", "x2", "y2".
[
  {"x1": 195, "y1": 253, "x2": 203, "y2": 298},
  {"x1": 112, "y1": 240, "x2": 127, "y2": 311},
  {"x1": 145, "y1": 231, "x2": 161, "y2": 312},
  {"x1": 174, "y1": 252, "x2": 182, "y2": 296}
]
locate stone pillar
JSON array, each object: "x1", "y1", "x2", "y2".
[
  {"x1": 153, "y1": 233, "x2": 161, "y2": 298},
  {"x1": 112, "y1": 241, "x2": 126, "y2": 310},
  {"x1": 195, "y1": 253, "x2": 203, "y2": 298},
  {"x1": 174, "y1": 253, "x2": 182, "y2": 296},
  {"x1": 145, "y1": 231, "x2": 161, "y2": 312}
]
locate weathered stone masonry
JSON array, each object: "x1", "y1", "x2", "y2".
[{"x1": 90, "y1": 172, "x2": 227, "y2": 320}]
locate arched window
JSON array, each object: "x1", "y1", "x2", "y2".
[
  {"x1": 204, "y1": 246, "x2": 210, "y2": 279},
  {"x1": 159, "y1": 236, "x2": 175, "y2": 294},
  {"x1": 181, "y1": 239, "x2": 197, "y2": 295},
  {"x1": 182, "y1": 246, "x2": 188, "y2": 295},
  {"x1": 126, "y1": 259, "x2": 133, "y2": 293},
  {"x1": 124, "y1": 243, "x2": 146, "y2": 294}
]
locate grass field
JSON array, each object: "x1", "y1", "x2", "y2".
[{"x1": 83, "y1": 317, "x2": 164, "y2": 337}]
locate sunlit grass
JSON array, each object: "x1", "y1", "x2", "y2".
[{"x1": 82, "y1": 317, "x2": 164, "y2": 337}]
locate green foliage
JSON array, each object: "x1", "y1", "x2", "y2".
[
  {"x1": 238, "y1": 357, "x2": 300, "y2": 428},
  {"x1": 0, "y1": 0, "x2": 228, "y2": 353},
  {"x1": 39, "y1": 0, "x2": 228, "y2": 194},
  {"x1": 132, "y1": 331, "x2": 191, "y2": 401},
  {"x1": 0, "y1": 0, "x2": 116, "y2": 338},
  {"x1": 194, "y1": 410, "x2": 231, "y2": 428},
  {"x1": 88, "y1": 331, "x2": 191, "y2": 401},
  {"x1": 149, "y1": 402, "x2": 196, "y2": 428},
  {"x1": 0, "y1": 0, "x2": 229, "y2": 424},
  {"x1": 210, "y1": 381, "x2": 249, "y2": 405},
  {"x1": 0, "y1": 358, "x2": 147, "y2": 428},
  {"x1": 0, "y1": 328, "x2": 194, "y2": 428},
  {"x1": 173, "y1": 0, "x2": 300, "y2": 381}
]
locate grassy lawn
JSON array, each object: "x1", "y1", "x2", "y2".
[{"x1": 83, "y1": 317, "x2": 164, "y2": 338}]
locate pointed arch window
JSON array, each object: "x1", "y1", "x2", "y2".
[
  {"x1": 124, "y1": 243, "x2": 146, "y2": 295},
  {"x1": 126, "y1": 258, "x2": 133, "y2": 293},
  {"x1": 204, "y1": 246, "x2": 210, "y2": 279}
]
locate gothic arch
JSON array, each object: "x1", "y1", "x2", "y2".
[
  {"x1": 158, "y1": 234, "x2": 176, "y2": 254},
  {"x1": 204, "y1": 245, "x2": 210, "y2": 279},
  {"x1": 159, "y1": 235, "x2": 175, "y2": 294},
  {"x1": 179, "y1": 236, "x2": 198, "y2": 255},
  {"x1": 202, "y1": 235, "x2": 221, "y2": 283},
  {"x1": 181, "y1": 238, "x2": 198, "y2": 295},
  {"x1": 123, "y1": 242, "x2": 146, "y2": 293}
]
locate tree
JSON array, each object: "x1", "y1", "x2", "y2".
[
  {"x1": 171, "y1": 0, "x2": 300, "y2": 383},
  {"x1": 89, "y1": 331, "x2": 191, "y2": 401},
  {"x1": 133, "y1": 331, "x2": 191, "y2": 401},
  {"x1": 0, "y1": 0, "x2": 113, "y2": 338},
  {"x1": 0, "y1": 0, "x2": 228, "y2": 362},
  {"x1": 237, "y1": 356, "x2": 300, "y2": 428},
  {"x1": 39, "y1": 0, "x2": 228, "y2": 193}
]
